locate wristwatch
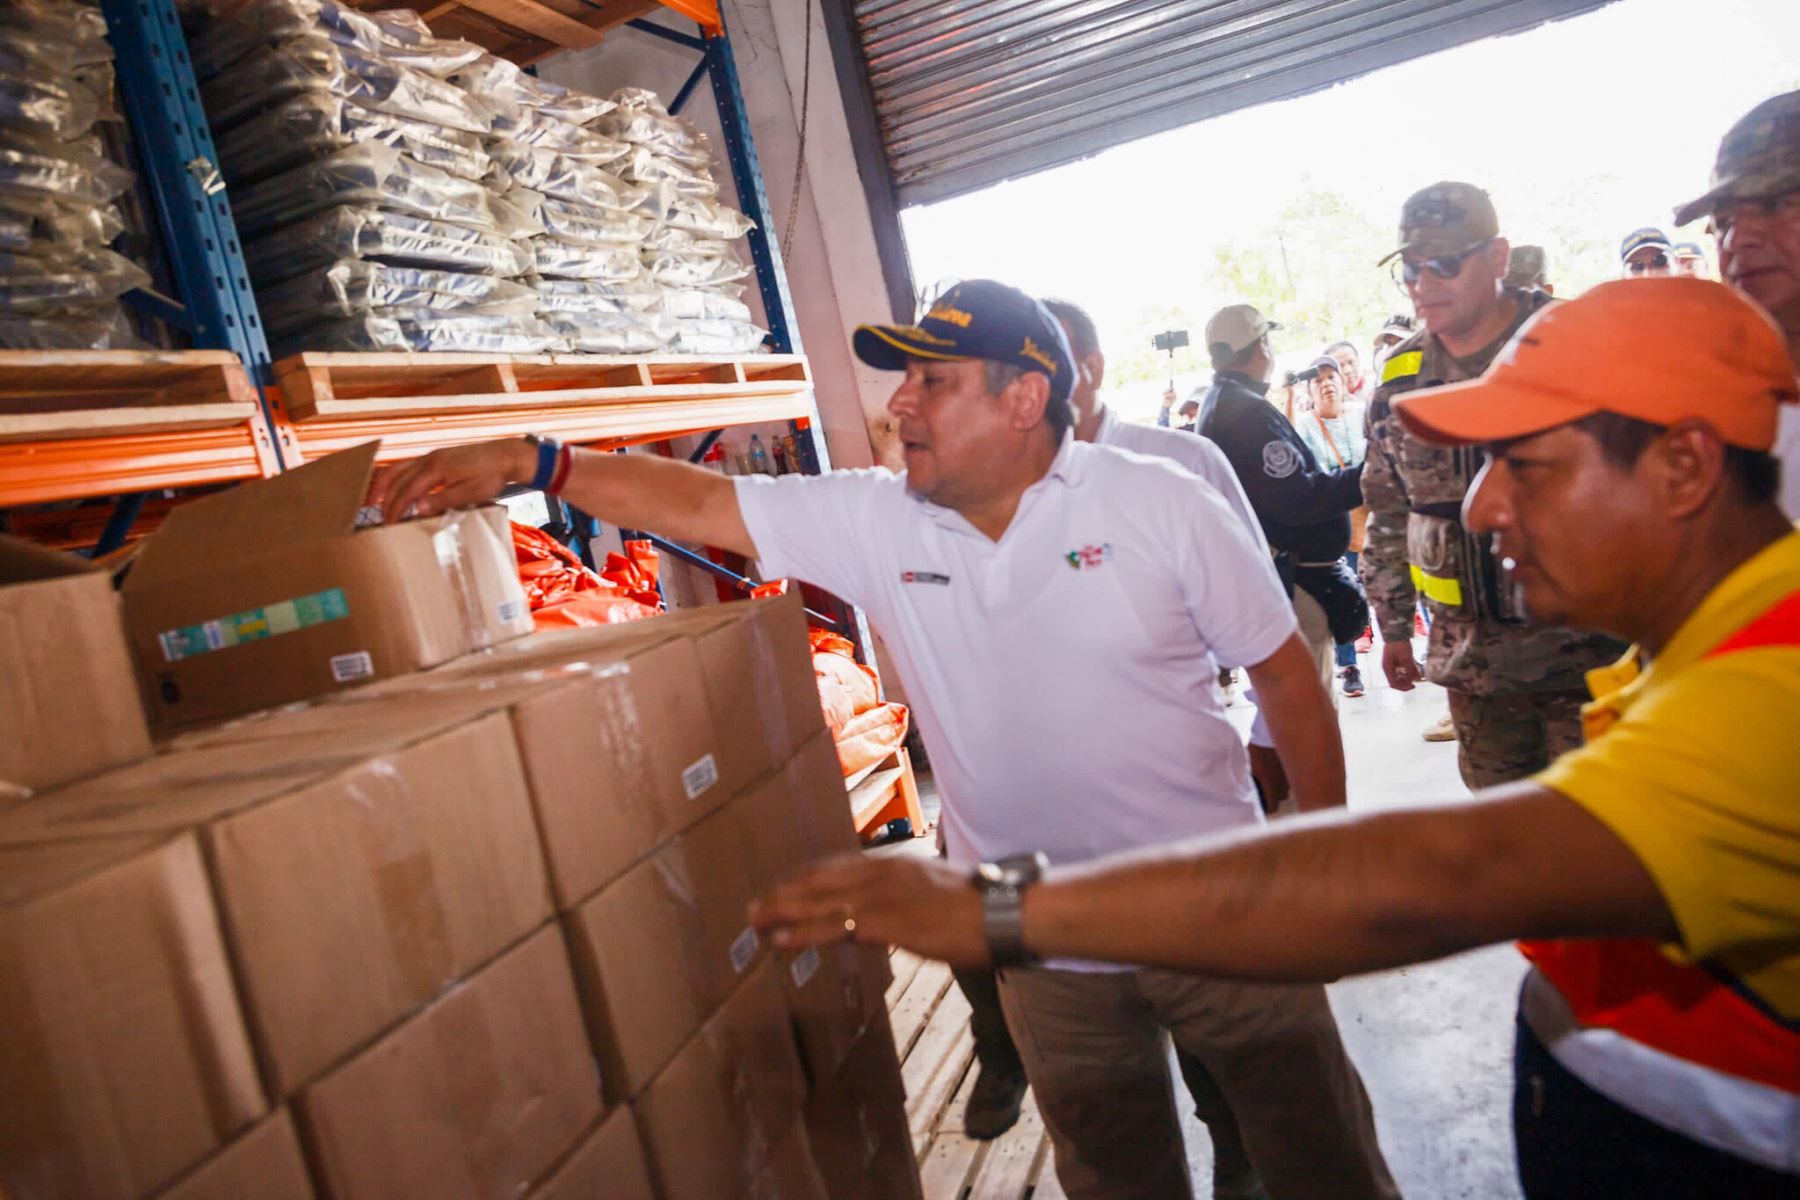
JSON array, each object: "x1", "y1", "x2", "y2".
[{"x1": 973, "y1": 852, "x2": 1048, "y2": 968}]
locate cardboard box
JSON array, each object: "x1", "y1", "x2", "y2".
[
  {"x1": 0, "y1": 534, "x2": 151, "y2": 790},
  {"x1": 121, "y1": 443, "x2": 475, "y2": 727},
  {"x1": 372, "y1": 620, "x2": 729, "y2": 902},
  {"x1": 636, "y1": 960, "x2": 809, "y2": 1200},
  {"x1": 738, "y1": 731, "x2": 861, "y2": 892},
  {"x1": 687, "y1": 595, "x2": 826, "y2": 797},
  {"x1": 157, "y1": 1110, "x2": 312, "y2": 1200},
  {"x1": 0, "y1": 711, "x2": 552, "y2": 1096},
  {"x1": 430, "y1": 505, "x2": 533, "y2": 650},
  {"x1": 564, "y1": 796, "x2": 766, "y2": 1100},
  {"x1": 804, "y1": 1015, "x2": 923, "y2": 1200},
  {"x1": 297, "y1": 925, "x2": 601, "y2": 1200},
  {"x1": 527, "y1": 1109, "x2": 654, "y2": 1200},
  {"x1": 0, "y1": 835, "x2": 264, "y2": 1200},
  {"x1": 745, "y1": 1120, "x2": 828, "y2": 1200},
  {"x1": 780, "y1": 940, "x2": 894, "y2": 1093}
]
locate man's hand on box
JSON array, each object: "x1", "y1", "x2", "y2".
[
  {"x1": 751, "y1": 853, "x2": 992, "y2": 970},
  {"x1": 370, "y1": 438, "x2": 536, "y2": 524}
]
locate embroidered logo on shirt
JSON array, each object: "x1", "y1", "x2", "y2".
[
  {"x1": 901, "y1": 570, "x2": 952, "y2": 585},
  {"x1": 1262, "y1": 440, "x2": 1301, "y2": 479},
  {"x1": 1064, "y1": 544, "x2": 1113, "y2": 570}
]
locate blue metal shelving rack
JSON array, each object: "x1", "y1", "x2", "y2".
[{"x1": 93, "y1": 0, "x2": 865, "y2": 646}]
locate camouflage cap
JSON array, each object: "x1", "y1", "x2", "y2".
[
  {"x1": 1377, "y1": 182, "x2": 1499, "y2": 267},
  {"x1": 1673, "y1": 90, "x2": 1800, "y2": 226},
  {"x1": 1504, "y1": 244, "x2": 1548, "y2": 288}
]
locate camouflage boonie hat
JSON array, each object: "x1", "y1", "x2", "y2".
[
  {"x1": 1673, "y1": 90, "x2": 1800, "y2": 226},
  {"x1": 1504, "y1": 244, "x2": 1548, "y2": 288},
  {"x1": 1378, "y1": 182, "x2": 1499, "y2": 267}
]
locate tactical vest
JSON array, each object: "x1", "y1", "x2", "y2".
[{"x1": 1376, "y1": 289, "x2": 1552, "y2": 623}]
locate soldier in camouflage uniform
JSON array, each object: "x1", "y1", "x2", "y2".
[
  {"x1": 1361, "y1": 183, "x2": 1621, "y2": 789},
  {"x1": 1674, "y1": 88, "x2": 1800, "y2": 519}
]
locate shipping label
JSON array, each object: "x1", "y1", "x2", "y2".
[
  {"x1": 681, "y1": 753, "x2": 719, "y2": 800},
  {"x1": 729, "y1": 926, "x2": 760, "y2": 975},
  {"x1": 789, "y1": 945, "x2": 821, "y2": 989},
  {"x1": 157, "y1": 587, "x2": 350, "y2": 662},
  {"x1": 330, "y1": 651, "x2": 375, "y2": 683}
]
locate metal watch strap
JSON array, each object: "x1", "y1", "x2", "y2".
[{"x1": 977, "y1": 852, "x2": 1047, "y2": 969}]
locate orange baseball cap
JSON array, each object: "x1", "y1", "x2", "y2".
[{"x1": 1396, "y1": 277, "x2": 1798, "y2": 451}]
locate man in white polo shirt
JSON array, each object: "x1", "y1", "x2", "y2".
[{"x1": 371, "y1": 279, "x2": 1398, "y2": 1200}]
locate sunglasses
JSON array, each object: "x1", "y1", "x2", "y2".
[
  {"x1": 1626, "y1": 253, "x2": 1669, "y2": 274},
  {"x1": 1392, "y1": 239, "x2": 1492, "y2": 290}
]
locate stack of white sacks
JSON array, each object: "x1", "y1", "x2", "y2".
[
  {"x1": 192, "y1": 0, "x2": 767, "y2": 356},
  {"x1": 0, "y1": 0, "x2": 147, "y2": 348}
]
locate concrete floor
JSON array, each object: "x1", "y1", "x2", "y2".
[{"x1": 901, "y1": 656, "x2": 1527, "y2": 1199}]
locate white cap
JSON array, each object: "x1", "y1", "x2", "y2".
[{"x1": 1205, "y1": 304, "x2": 1279, "y2": 355}]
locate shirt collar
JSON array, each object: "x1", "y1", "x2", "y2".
[
  {"x1": 1216, "y1": 370, "x2": 1269, "y2": 396},
  {"x1": 1094, "y1": 405, "x2": 1120, "y2": 445},
  {"x1": 908, "y1": 431, "x2": 1083, "y2": 533},
  {"x1": 1653, "y1": 529, "x2": 1800, "y2": 676}
]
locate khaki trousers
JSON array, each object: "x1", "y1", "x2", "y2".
[{"x1": 997, "y1": 966, "x2": 1400, "y2": 1200}]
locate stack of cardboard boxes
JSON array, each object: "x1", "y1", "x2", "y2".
[{"x1": 0, "y1": 447, "x2": 922, "y2": 1200}]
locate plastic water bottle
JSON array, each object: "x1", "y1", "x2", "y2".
[{"x1": 749, "y1": 433, "x2": 771, "y2": 475}]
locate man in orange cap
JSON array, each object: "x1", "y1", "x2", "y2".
[{"x1": 756, "y1": 278, "x2": 1800, "y2": 1196}]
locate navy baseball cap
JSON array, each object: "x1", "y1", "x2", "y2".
[
  {"x1": 1619, "y1": 226, "x2": 1671, "y2": 263},
  {"x1": 852, "y1": 279, "x2": 1075, "y2": 405}
]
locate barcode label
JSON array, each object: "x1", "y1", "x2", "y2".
[
  {"x1": 330, "y1": 651, "x2": 375, "y2": 683},
  {"x1": 729, "y1": 926, "x2": 760, "y2": 975},
  {"x1": 789, "y1": 946, "x2": 821, "y2": 989},
  {"x1": 497, "y1": 600, "x2": 523, "y2": 623},
  {"x1": 682, "y1": 753, "x2": 719, "y2": 800}
]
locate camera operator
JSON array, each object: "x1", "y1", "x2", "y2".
[{"x1": 1196, "y1": 307, "x2": 1370, "y2": 704}]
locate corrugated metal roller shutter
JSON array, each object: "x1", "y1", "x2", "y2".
[{"x1": 854, "y1": 0, "x2": 1613, "y2": 207}]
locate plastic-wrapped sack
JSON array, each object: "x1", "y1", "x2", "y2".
[
  {"x1": 486, "y1": 141, "x2": 643, "y2": 212},
  {"x1": 258, "y1": 260, "x2": 536, "y2": 335},
  {"x1": 449, "y1": 55, "x2": 614, "y2": 130},
  {"x1": 0, "y1": 247, "x2": 148, "y2": 314},
  {"x1": 290, "y1": 311, "x2": 559, "y2": 354},
  {"x1": 0, "y1": 306, "x2": 145, "y2": 350},
  {"x1": 643, "y1": 249, "x2": 751, "y2": 288},
  {"x1": 243, "y1": 205, "x2": 532, "y2": 287},
  {"x1": 507, "y1": 188, "x2": 648, "y2": 247},
  {"x1": 641, "y1": 224, "x2": 738, "y2": 257},
  {"x1": 215, "y1": 92, "x2": 490, "y2": 185},
  {"x1": 0, "y1": 1, "x2": 112, "y2": 72},
  {"x1": 608, "y1": 86, "x2": 669, "y2": 116},
  {"x1": 0, "y1": 72, "x2": 101, "y2": 141},
  {"x1": 500, "y1": 109, "x2": 629, "y2": 164},
  {"x1": 0, "y1": 191, "x2": 126, "y2": 252},
  {"x1": 201, "y1": 36, "x2": 491, "y2": 134},
  {"x1": 512, "y1": 523, "x2": 659, "y2": 629},
  {"x1": 230, "y1": 143, "x2": 506, "y2": 237},
  {"x1": 656, "y1": 287, "x2": 753, "y2": 322},
  {"x1": 192, "y1": 0, "x2": 484, "y2": 78},
  {"x1": 544, "y1": 311, "x2": 677, "y2": 353},
  {"x1": 642, "y1": 186, "x2": 755, "y2": 239},
  {"x1": 531, "y1": 239, "x2": 642, "y2": 283},
  {"x1": 672, "y1": 317, "x2": 767, "y2": 354},
  {"x1": 808, "y1": 628, "x2": 910, "y2": 777},
  {"x1": 528, "y1": 275, "x2": 662, "y2": 314},
  {"x1": 615, "y1": 145, "x2": 717, "y2": 198},
  {"x1": 0, "y1": 142, "x2": 134, "y2": 208},
  {"x1": 587, "y1": 108, "x2": 711, "y2": 168}
]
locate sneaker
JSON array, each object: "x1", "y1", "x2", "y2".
[
  {"x1": 1354, "y1": 630, "x2": 1373, "y2": 655},
  {"x1": 1415, "y1": 610, "x2": 1429, "y2": 636},
  {"x1": 963, "y1": 1065, "x2": 1028, "y2": 1140},
  {"x1": 1341, "y1": 666, "x2": 1365, "y2": 697},
  {"x1": 1423, "y1": 714, "x2": 1456, "y2": 742}
]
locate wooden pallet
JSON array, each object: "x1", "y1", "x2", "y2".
[
  {"x1": 850, "y1": 746, "x2": 924, "y2": 841},
  {"x1": 345, "y1": 0, "x2": 719, "y2": 64},
  {"x1": 273, "y1": 351, "x2": 811, "y2": 422},
  {"x1": 0, "y1": 350, "x2": 262, "y2": 445}
]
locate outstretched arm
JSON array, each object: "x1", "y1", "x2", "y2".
[
  {"x1": 752, "y1": 783, "x2": 1676, "y2": 980},
  {"x1": 370, "y1": 437, "x2": 756, "y2": 557}
]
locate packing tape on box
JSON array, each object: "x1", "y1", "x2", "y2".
[
  {"x1": 343, "y1": 760, "x2": 456, "y2": 998},
  {"x1": 429, "y1": 511, "x2": 530, "y2": 653}
]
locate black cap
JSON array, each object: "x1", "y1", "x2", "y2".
[{"x1": 852, "y1": 279, "x2": 1075, "y2": 405}]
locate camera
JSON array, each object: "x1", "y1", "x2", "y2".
[
  {"x1": 1151, "y1": 329, "x2": 1189, "y2": 353},
  {"x1": 1284, "y1": 365, "x2": 1322, "y2": 387}
]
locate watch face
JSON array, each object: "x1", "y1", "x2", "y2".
[{"x1": 976, "y1": 862, "x2": 1006, "y2": 887}]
